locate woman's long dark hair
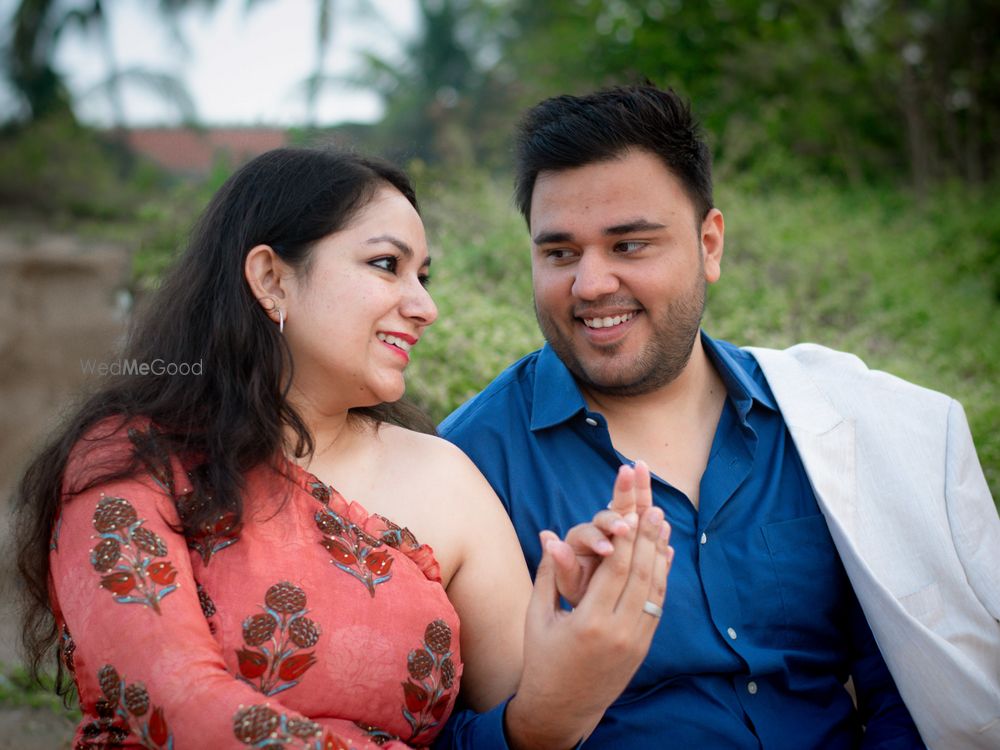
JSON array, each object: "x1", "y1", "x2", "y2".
[{"x1": 14, "y1": 148, "x2": 435, "y2": 693}]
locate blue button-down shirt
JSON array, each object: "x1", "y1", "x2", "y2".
[{"x1": 436, "y1": 332, "x2": 923, "y2": 749}]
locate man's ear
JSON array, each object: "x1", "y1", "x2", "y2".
[
  {"x1": 701, "y1": 208, "x2": 724, "y2": 284},
  {"x1": 245, "y1": 244, "x2": 291, "y2": 323}
]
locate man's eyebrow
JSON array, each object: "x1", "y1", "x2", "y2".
[
  {"x1": 532, "y1": 230, "x2": 573, "y2": 245},
  {"x1": 533, "y1": 221, "x2": 667, "y2": 245},
  {"x1": 604, "y1": 220, "x2": 667, "y2": 236}
]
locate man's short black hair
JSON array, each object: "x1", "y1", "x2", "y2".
[{"x1": 514, "y1": 84, "x2": 714, "y2": 225}]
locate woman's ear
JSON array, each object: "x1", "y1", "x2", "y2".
[{"x1": 245, "y1": 244, "x2": 290, "y2": 324}]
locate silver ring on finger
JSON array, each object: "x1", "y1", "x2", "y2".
[{"x1": 642, "y1": 600, "x2": 663, "y2": 618}]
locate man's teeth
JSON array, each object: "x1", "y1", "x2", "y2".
[
  {"x1": 583, "y1": 312, "x2": 635, "y2": 329},
  {"x1": 377, "y1": 333, "x2": 412, "y2": 352}
]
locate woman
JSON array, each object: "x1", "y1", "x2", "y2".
[{"x1": 15, "y1": 148, "x2": 670, "y2": 749}]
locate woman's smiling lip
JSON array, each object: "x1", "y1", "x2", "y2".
[{"x1": 376, "y1": 330, "x2": 418, "y2": 361}]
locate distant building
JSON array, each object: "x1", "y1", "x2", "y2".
[{"x1": 121, "y1": 127, "x2": 289, "y2": 175}]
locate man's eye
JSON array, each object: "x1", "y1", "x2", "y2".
[
  {"x1": 616, "y1": 241, "x2": 646, "y2": 253},
  {"x1": 546, "y1": 248, "x2": 575, "y2": 261},
  {"x1": 371, "y1": 256, "x2": 398, "y2": 273},
  {"x1": 419, "y1": 274, "x2": 431, "y2": 288}
]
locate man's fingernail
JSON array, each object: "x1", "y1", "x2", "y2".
[
  {"x1": 597, "y1": 540, "x2": 613, "y2": 554},
  {"x1": 625, "y1": 512, "x2": 638, "y2": 528},
  {"x1": 645, "y1": 507, "x2": 664, "y2": 526}
]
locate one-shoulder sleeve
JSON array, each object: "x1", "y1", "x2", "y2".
[{"x1": 51, "y1": 427, "x2": 418, "y2": 750}]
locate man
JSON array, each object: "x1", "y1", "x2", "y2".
[{"x1": 438, "y1": 85, "x2": 1000, "y2": 748}]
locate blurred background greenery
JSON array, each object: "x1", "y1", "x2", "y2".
[
  {"x1": 1, "y1": 0, "x2": 997, "y2": 739},
  {"x1": 5, "y1": 0, "x2": 994, "y2": 486}
]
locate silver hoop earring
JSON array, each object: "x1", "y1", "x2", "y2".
[{"x1": 278, "y1": 308, "x2": 285, "y2": 334}]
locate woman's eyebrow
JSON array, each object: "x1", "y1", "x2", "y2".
[{"x1": 366, "y1": 234, "x2": 413, "y2": 257}]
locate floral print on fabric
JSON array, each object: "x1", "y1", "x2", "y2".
[
  {"x1": 237, "y1": 583, "x2": 320, "y2": 696},
  {"x1": 314, "y1": 505, "x2": 393, "y2": 597},
  {"x1": 233, "y1": 705, "x2": 353, "y2": 749},
  {"x1": 353, "y1": 721, "x2": 398, "y2": 747},
  {"x1": 60, "y1": 623, "x2": 77, "y2": 678},
  {"x1": 127, "y1": 426, "x2": 175, "y2": 497},
  {"x1": 84, "y1": 664, "x2": 172, "y2": 750},
  {"x1": 401, "y1": 620, "x2": 455, "y2": 743},
  {"x1": 374, "y1": 516, "x2": 421, "y2": 551},
  {"x1": 90, "y1": 496, "x2": 178, "y2": 612}
]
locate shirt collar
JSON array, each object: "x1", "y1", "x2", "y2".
[
  {"x1": 700, "y1": 330, "x2": 777, "y2": 420},
  {"x1": 530, "y1": 344, "x2": 589, "y2": 430},
  {"x1": 529, "y1": 331, "x2": 776, "y2": 431}
]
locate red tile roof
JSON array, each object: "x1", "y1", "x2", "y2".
[{"x1": 121, "y1": 127, "x2": 289, "y2": 174}]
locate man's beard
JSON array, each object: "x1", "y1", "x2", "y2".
[{"x1": 535, "y1": 275, "x2": 706, "y2": 398}]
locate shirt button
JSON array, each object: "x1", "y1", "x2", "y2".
[
  {"x1": 747, "y1": 681, "x2": 758, "y2": 695},
  {"x1": 700, "y1": 532, "x2": 708, "y2": 545},
  {"x1": 727, "y1": 627, "x2": 737, "y2": 640},
  {"x1": 584, "y1": 417, "x2": 598, "y2": 426}
]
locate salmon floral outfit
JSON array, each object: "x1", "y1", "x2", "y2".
[{"x1": 51, "y1": 424, "x2": 462, "y2": 750}]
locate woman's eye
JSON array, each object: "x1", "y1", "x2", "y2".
[
  {"x1": 371, "y1": 256, "x2": 398, "y2": 273},
  {"x1": 418, "y1": 274, "x2": 431, "y2": 288}
]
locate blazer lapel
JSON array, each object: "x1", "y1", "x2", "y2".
[{"x1": 746, "y1": 347, "x2": 859, "y2": 541}]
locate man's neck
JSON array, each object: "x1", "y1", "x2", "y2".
[
  {"x1": 579, "y1": 337, "x2": 724, "y2": 424},
  {"x1": 579, "y1": 337, "x2": 727, "y2": 509}
]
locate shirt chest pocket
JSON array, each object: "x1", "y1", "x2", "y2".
[{"x1": 760, "y1": 514, "x2": 850, "y2": 645}]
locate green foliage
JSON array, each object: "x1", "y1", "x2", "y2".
[
  {"x1": 0, "y1": 662, "x2": 79, "y2": 718},
  {"x1": 0, "y1": 114, "x2": 163, "y2": 221},
  {"x1": 705, "y1": 177, "x2": 1000, "y2": 495},
  {"x1": 404, "y1": 163, "x2": 543, "y2": 417}
]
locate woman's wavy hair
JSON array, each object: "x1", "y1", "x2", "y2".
[{"x1": 13, "y1": 147, "x2": 435, "y2": 693}]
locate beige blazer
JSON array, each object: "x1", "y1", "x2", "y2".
[{"x1": 748, "y1": 344, "x2": 1000, "y2": 749}]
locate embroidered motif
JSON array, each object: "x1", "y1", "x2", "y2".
[
  {"x1": 236, "y1": 582, "x2": 319, "y2": 696},
  {"x1": 128, "y1": 427, "x2": 175, "y2": 496},
  {"x1": 314, "y1": 507, "x2": 393, "y2": 597},
  {"x1": 375, "y1": 516, "x2": 420, "y2": 550},
  {"x1": 354, "y1": 721, "x2": 397, "y2": 746},
  {"x1": 60, "y1": 623, "x2": 76, "y2": 677},
  {"x1": 233, "y1": 704, "x2": 353, "y2": 749},
  {"x1": 401, "y1": 619, "x2": 455, "y2": 742},
  {"x1": 90, "y1": 664, "x2": 173, "y2": 749},
  {"x1": 197, "y1": 582, "x2": 218, "y2": 634},
  {"x1": 51, "y1": 509, "x2": 62, "y2": 552},
  {"x1": 90, "y1": 496, "x2": 177, "y2": 613},
  {"x1": 176, "y1": 466, "x2": 241, "y2": 565},
  {"x1": 76, "y1": 696, "x2": 129, "y2": 748}
]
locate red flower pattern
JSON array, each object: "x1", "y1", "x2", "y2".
[
  {"x1": 236, "y1": 582, "x2": 320, "y2": 696},
  {"x1": 400, "y1": 620, "x2": 455, "y2": 742},
  {"x1": 90, "y1": 496, "x2": 177, "y2": 613},
  {"x1": 88, "y1": 664, "x2": 173, "y2": 749},
  {"x1": 233, "y1": 704, "x2": 355, "y2": 749},
  {"x1": 314, "y1": 499, "x2": 394, "y2": 597}
]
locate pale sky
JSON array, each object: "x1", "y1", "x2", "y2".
[{"x1": 1, "y1": 0, "x2": 418, "y2": 126}]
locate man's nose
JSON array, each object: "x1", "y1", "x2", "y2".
[{"x1": 571, "y1": 252, "x2": 619, "y2": 300}]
